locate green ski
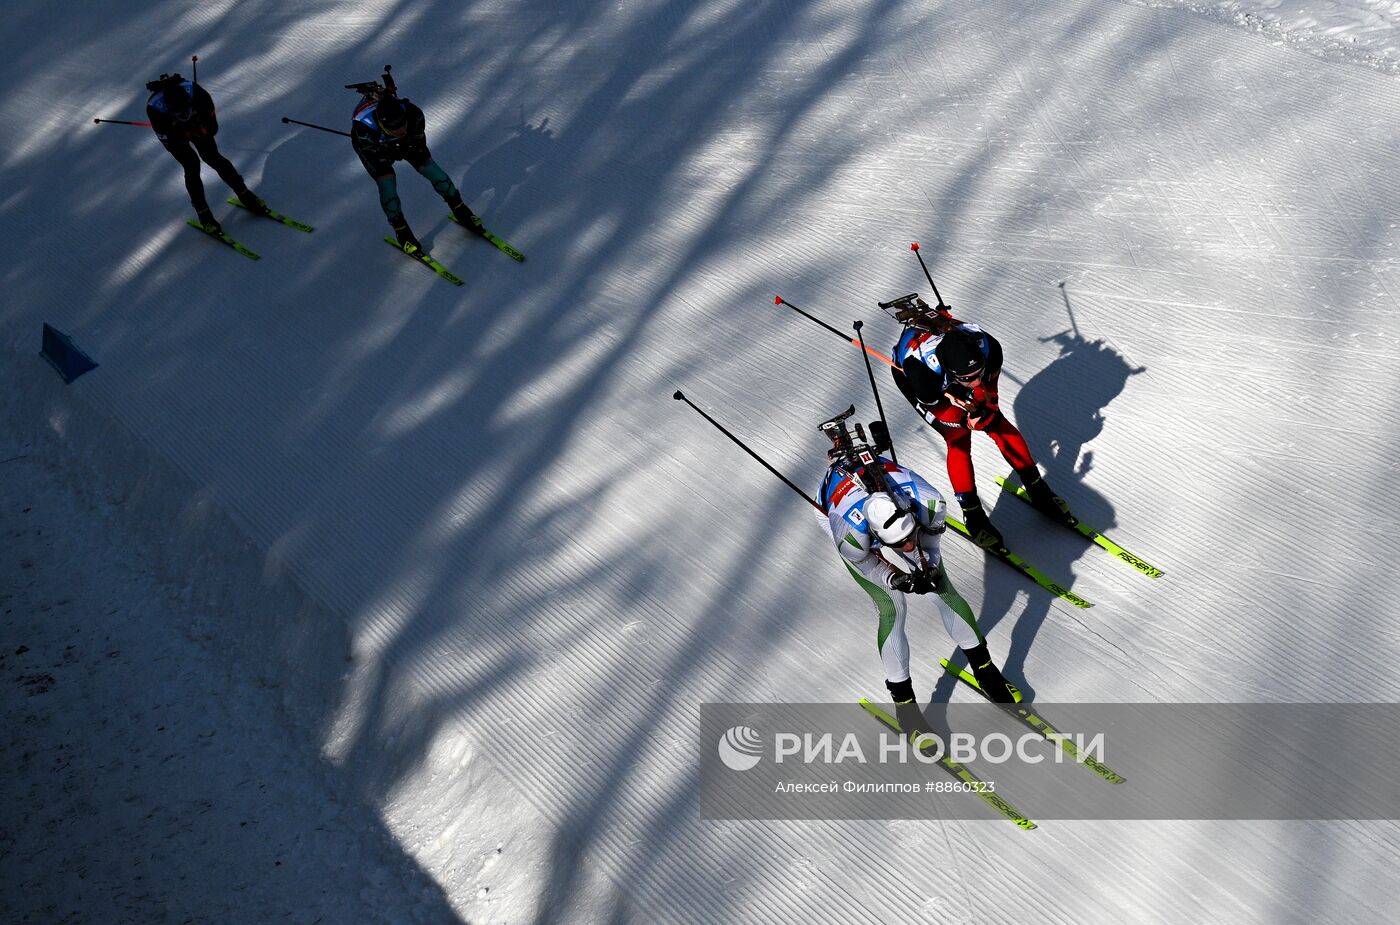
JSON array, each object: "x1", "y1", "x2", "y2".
[
  {"x1": 449, "y1": 214, "x2": 525, "y2": 262},
  {"x1": 939, "y1": 659, "x2": 1126, "y2": 785},
  {"x1": 186, "y1": 219, "x2": 260, "y2": 260},
  {"x1": 383, "y1": 237, "x2": 464, "y2": 286},
  {"x1": 227, "y1": 198, "x2": 315, "y2": 233},
  {"x1": 859, "y1": 698, "x2": 1038, "y2": 829},
  {"x1": 945, "y1": 515, "x2": 1093, "y2": 608},
  {"x1": 994, "y1": 476, "x2": 1164, "y2": 579}
]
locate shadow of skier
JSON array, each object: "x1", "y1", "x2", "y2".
[{"x1": 456, "y1": 113, "x2": 555, "y2": 215}]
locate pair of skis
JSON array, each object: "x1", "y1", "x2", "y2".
[
  {"x1": 858, "y1": 698, "x2": 1039, "y2": 830},
  {"x1": 184, "y1": 198, "x2": 315, "y2": 260},
  {"x1": 383, "y1": 214, "x2": 526, "y2": 286},
  {"x1": 860, "y1": 658, "x2": 1127, "y2": 829},
  {"x1": 993, "y1": 476, "x2": 1165, "y2": 580},
  {"x1": 945, "y1": 477, "x2": 1166, "y2": 610},
  {"x1": 938, "y1": 658, "x2": 1126, "y2": 785},
  {"x1": 946, "y1": 513, "x2": 1094, "y2": 608},
  {"x1": 187, "y1": 202, "x2": 525, "y2": 286}
]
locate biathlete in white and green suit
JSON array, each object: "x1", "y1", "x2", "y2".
[{"x1": 817, "y1": 448, "x2": 1017, "y2": 704}]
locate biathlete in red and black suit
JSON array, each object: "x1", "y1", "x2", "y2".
[{"x1": 889, "y1": 298, "x2": 1072, "y2": 550}]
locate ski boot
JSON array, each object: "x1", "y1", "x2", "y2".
[
  {"x1": 886, "y1": 677, "x2": 916, "y2": 705},
  {"x1": 1017, "y1": 469, "x2": 1076, "y2": 526},
  {"x1": 194, "y1": 205, "x2": 222, "y2": 235},
  {"x1": 448, "y1": 193, "x2": 486, "y2": 235},
  {"x1": 392, "y1": 219, "x2": 424, "y2": 254},
  {"x1": 956, "y1": 493, "x2": 1004, "y2": 550},
  {"x1": 963, "y1": 642, "x2": 1020, "y2": 705},
  {"x1": 887, "y1": 679, "x2": 939, "y2": 749},
  {"x1": 235, "y1": 186, "x2": 271, "y2": 216}
]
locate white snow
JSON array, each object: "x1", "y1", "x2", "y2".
[
  {"x1": 4, "y1": 0, "x2": 1400, "y2": 922},
  {"x1": 1137, "y1": 0, "x2": 1400, "y2": 71}
]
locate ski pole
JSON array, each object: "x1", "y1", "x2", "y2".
[
  {"x1": 191, "y1": 54, "x2": 199, "y2": 84},
  {"x1": 852, "y1": 321, "x2": 896, "y2": 467},
  {"x1": 774, "y1": 297, "x2": 895, "y2": 368},
  {"x1": 93, "y1": 118, "x2": 152, "y2": 127},
  {"x1": 909, "y1": 243, "x2": 947, "y2": 310},
  {"x1": 281, "y1": 116, "x2": 352, "y2": 138},
  {"x1": 672, "y1": 391, "x2": 822, "y2": 512}
]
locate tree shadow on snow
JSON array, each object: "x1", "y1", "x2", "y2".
[{"x1": 10, "y1": 0, "x2": 1399, "y2": 921}]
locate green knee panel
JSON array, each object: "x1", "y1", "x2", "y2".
[{"x1": 935, "y1": 569, "x2": 984, "y2": 643}]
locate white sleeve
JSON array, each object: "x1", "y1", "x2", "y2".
[
  {"x1": 845, "y1": 547, "x2": 900, "y2": 589},
  {"x1": 916, "y1": 526, "x2": 943, "y2": 570}
]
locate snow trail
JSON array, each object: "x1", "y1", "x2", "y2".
[{"x1": 4, "y1": 0, "x2": 1400, "y2": 921}]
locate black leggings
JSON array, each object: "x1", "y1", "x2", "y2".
[{"x1": 164, "y1": 136, "x2": 246, "y2": 212}]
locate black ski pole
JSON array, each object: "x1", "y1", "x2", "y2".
[
  {"x1": 774, "y1": 296, "x2": 895, "y2": 368},
  {"x1": 191, "y1": 54, "x2": 199, "y2": 84},
  {"x1": 93, "y1": 118, "x2": 152, "y2": 127},
  {"x1": 672, "y1": 391, "x2": 822, "y2": 512},
  {"x1": 910, "y1": 242, "x2": 947, "y2": 310},
  {"x1": 852, "y1": 321, "x2": 896, "y2": 467},
  {"x1": 281, "y1": 116, "x2": 352, "y2": 138}
]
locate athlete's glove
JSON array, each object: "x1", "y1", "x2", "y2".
[
  {"x1": 889, "y1": 569, "x2": 938, "y2": 595},
  {"x1": 944, "y1": 383, "x2": 979, "y2": 412},
  {"x1": 967, "y1": 408, "x2": 999, "y2": 431}
]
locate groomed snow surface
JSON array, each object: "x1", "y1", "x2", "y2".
[
  {"x1": 5, "y1": 0, "x2": 1400, "y2": 922},
  {"x1": 1133, "y1": 0, "x2": 1400, "y2": 72}
]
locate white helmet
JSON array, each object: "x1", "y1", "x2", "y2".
[{"x1": 865, "y1": 492, "x2": 916, "y2": 546}]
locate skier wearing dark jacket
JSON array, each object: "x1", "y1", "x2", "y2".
[
  {"x1": 889, "y1": 298, "x2": 1072, "y2": 550},
  {"x1": 350, "y1": 88, "x2": 482, "y2": 255},
  {"x1": 146, "y1": 74, "x2": 264, "y2": 234}
]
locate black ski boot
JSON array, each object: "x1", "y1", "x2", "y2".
[
  {"x1": 1017, "y1": 468, "x2": 1076, "y2": 526},
  {"x1": 962, "y1": 642, "x2": 1019, "y2": 704},
  {"x1": 887, "y1": 679, "x2": 939, "y2": 749},
  {"x1": 194, "y1": 205, "x2": 222, "y2": 235},
  {"x1": 392, "y1": 219, "x2": 423, "y2": 254},
  {"x1": 235, "y1": 186, "x2": 270, "y2": 216},
  {"x1": 886, "y1": 677, "x2": 916, "y2": 704},
  {"x1": 448, "y1": 194, "x2": 486, "y2": 235},
  {"x1": 956, "y1": 493, "x2": 1004, "y2": 550}
]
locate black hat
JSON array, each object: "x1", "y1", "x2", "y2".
[
  {"x1": 376, "y1": 96, "x2": 408, "y2": 131},
  {"x1": 935, "y1": 329, "x2": 985, "y2": 381}
]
